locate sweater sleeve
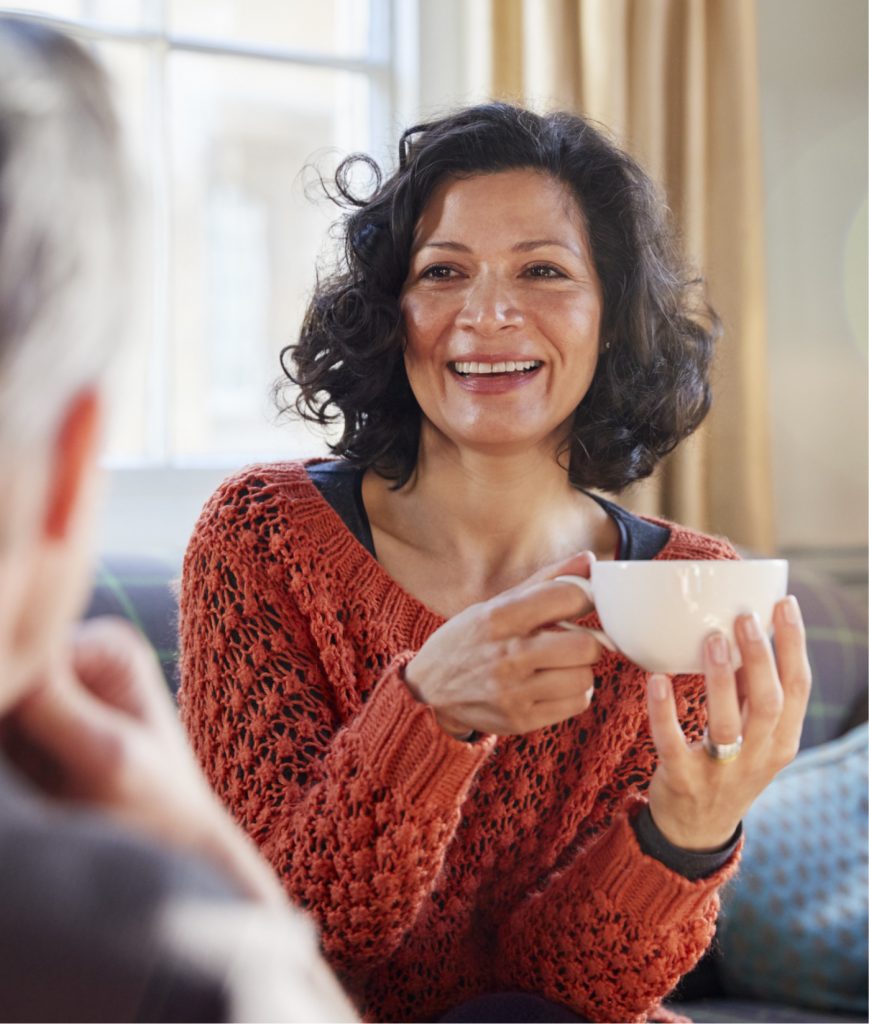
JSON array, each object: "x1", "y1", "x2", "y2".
[
  {"x1": 178, "y1": 476, "x2": 493, "y2": 978},
  {"x1": 495, "y1": 797, "x2": 741, "y2": 1022}
]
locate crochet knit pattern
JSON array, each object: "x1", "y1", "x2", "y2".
[{"x1": 179, "y1": 460, "x2": 741, "y2": 1023}]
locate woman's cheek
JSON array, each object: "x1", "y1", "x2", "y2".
[{"x1": 401, "y1": 293, "x2": 456, "y2": 350}]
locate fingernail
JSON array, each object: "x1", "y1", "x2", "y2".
[
  {"x1": 743, "y1": 613, "x2": 763, "y2": 642},
  {"x1": 585, "y1": 685, "x2": 595, "y2": 703},
  {"x1": 707, "y1": 633, "x2": 730, "y2": 665},
  {"x1": 649, "y1": 674, "x2": 669, "y2": 701},
  {"x1": 782, "y1": 595, "x2": 800, "y2": 625}
]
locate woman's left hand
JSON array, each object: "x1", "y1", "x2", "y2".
[{"x1": 645, "y1": 595, "x2": 812, "y2": 851}]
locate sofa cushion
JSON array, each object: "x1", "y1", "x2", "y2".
[
  {"x1": 788, "y1": 568, "x2": 868, "y2": 749},
  {"x1": 716, "y1": 722, "x2": 868, "y2": 1016},
  {"x1": 83, "y1": 556, "x2": 179, "y2": 695},
  {"x1": 669, "y1": 995, "x2": 865, "y2": 1023}
]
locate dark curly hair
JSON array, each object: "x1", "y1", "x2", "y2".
[{"x1": 280, "y1": 102, "x2": 720, "y2": 493}]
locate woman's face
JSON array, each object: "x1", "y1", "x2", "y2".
[{"x1": 401, "y1": 168, "x2": 603, "y2": 460}]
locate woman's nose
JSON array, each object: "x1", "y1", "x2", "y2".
[{"x1": 454, "y1": 273, "x2": 524, "y2": 334}]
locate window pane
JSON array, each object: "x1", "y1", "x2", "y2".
[
  {"x1": 94, "y1": 39, "x2": 157, "y2": 461},
  {"x1": 0, "y1": 0, "x2": 83, "y2": 18},
  {"x1": 1, "y1": 0, "x2": 146, "y2": 27},
  {"x1": 169, "y1": 0, "x2": 373, "y2": 58},
  {"x1": 168, "y1": 52, "x2": 368, "y2": 459}
]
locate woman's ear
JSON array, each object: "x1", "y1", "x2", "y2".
[{"x1": 43, "y1": 388, "x2": 103, "y2": 541}]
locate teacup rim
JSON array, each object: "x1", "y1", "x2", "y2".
[{"x1": 594, "y1": 558, "x2": 788, "y2": 569}]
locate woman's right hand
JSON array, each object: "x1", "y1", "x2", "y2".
[{"x1": 404, "y1": 553, "x2": 601, "y2": 738}]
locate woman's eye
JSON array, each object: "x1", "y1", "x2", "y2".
[
  {"x1": 525, "y1": 264, "x2": 565, "y2": 279},
  {"x1": 420, "y1": 264, "x2": 456, "y2": 280}
]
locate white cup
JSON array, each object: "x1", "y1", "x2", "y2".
[{"x1": 555, "y1": 559, "x2": 789, "y2": 674}]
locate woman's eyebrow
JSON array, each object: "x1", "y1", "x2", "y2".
[
  {"x1": 417, "y1": 240, "x2": 471, "y2": 252},
  {"x1": 512, "y1": 238, "x2": 582, "y2": 254},
  {"x1": 415, "y1": 239, "x2": 582, "y2": 254}
]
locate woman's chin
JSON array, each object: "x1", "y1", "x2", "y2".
[{"x1": 422, "y1": 422, "x2": 566, "y2": 462}]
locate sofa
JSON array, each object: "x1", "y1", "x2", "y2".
[{"x1": 84, "y1": 555, "x2": 869, "y2": 1023}]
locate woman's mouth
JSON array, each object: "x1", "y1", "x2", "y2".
[{"x1": 449, "y1": 359, "x2": 543, "y2": 377}]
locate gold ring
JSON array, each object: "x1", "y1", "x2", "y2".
[{"x1": 701, "y1": 728, "x2": 743, "y2": 763}]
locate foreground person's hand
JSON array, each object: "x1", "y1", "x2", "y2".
[
  {"x1": 404, "y1": 552, "x2": 602, "y2": 738},
  {"x1": 645, "y1": 596, "x2": 812, "y2": 851},
  {"x1": 5, "y1": 616, "x2": 286, "y2": 907}
]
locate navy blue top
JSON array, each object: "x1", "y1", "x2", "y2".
[{"x1": 306, "y1": 459, "x2": 671, "y2": 561}]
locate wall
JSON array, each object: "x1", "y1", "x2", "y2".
[{"x1": 757, "y1": 0, "x2": 867, "y2": 585}]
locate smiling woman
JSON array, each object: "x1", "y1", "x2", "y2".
[
  {"x1": 284, "y1": 104, "x2": 716, "y2": 496},
  {"x1": 400, "y1": 170, "x2": 602, "y2": 457},
  {"x1": 179, "y1": 103, "x2": 812, "y2": 1024}
]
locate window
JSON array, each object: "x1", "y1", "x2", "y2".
[{"x1": 6, "y1": 0, "x2": 414, "y2": 465}]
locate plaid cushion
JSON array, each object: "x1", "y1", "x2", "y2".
[
  {"x1": 83, "y1": 556, "x2": 180, "y2": 695},
  {"x1": 671, "y1": 996, "x2": 864, "y2": 1023},
  {"x1": 789, "y1": 567, "x2": 868, "y2": 750}
]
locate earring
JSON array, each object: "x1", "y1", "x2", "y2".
[{"x1": 603, "y1": 341, "x2": 611, "y2": 351}]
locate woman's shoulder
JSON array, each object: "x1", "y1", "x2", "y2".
[
  {"x1": 590, "y1": 492, "x2": 739, "y2": 562},
  {"x1": 188, "y1": 459, "x2": 327, "y2": 552},
  {"x1": 651, "y1": 517, "x2": 741, "y2": 562}
]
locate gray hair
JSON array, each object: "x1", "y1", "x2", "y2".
[{"x1": 0, "y1": 17, "x2": 129, "y2": 443}]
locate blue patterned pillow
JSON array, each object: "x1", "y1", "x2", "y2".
[{"x1": 717, "y1": 723, "x2": 868, "y2": 1014}]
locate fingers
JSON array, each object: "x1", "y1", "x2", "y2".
[
  {"x1": 507, "y1": 627, "x2": 602, "y2": 677},
  {"x1": 734, "y1": 613, "x2": 784, "y2": 749},
  {"x1": 456, "y1": 629, "x2": 600, "y2": 711},
  {"x1": 71, "y1": 617, "x2": 174, "y2": 730},
  {"x1": 409, "y1": 552, "x2": 601, "y2": 736},
  {"x1": 9, "y1": 670, "x2": 125, "y2": 799},
  {"x1": 5, "y1": 617, "x2": 176, "y2": 803},
  {"x1": 482, "y1": 564, "x2": 596, "y2": 640},
  {"x1": 769, "y1": 597, "x2": 812, "y2": 759},
  {"x1": 451, "y1": 676, "x2": 595, "y2": 735},
  {"x1": 645, "y1": 673, "x2": 689, "y2": 767},
  {"x1": 9, "y1": 616, "x2": 183, "y2": 801},
  {"x1": 645, "y1": 599, "x2": 814, "y2": 853},
  {"x1": 517, "y1": 665, "x2": 596, "y2": 705},
  {"x1": 521, "y1": 690, "x2": 595, "y2": 732},
  {"x1": 702, "y1": 633, "x2": 744, "y2": 745},
  {"x1": 707, "y1": 601, "x2": 809, "y2": 766}
]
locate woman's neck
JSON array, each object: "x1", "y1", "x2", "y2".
[{"x1": 363, "y1": 435, "x2": 618, "y2": 612}]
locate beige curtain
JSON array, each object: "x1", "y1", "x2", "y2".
[{"x1": 483, "y1": 0, "x2": 774, "y2": 552}]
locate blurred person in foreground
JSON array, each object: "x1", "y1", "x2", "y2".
[
  {"x1": 180, "y1": 103, "x2": 813, "y2": 1023},
  {"x1": 0, "y1": 16, "x2": 354, "y2": 1023}
]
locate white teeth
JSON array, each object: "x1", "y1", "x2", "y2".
[{"x1": 452, "y1": 360, "x2": 541, "y2": 375}]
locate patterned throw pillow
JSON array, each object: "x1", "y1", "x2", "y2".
[{"x1": 717, "y1": 723, "x2": 869, "y2": 1015}]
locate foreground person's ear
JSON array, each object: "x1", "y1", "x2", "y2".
[{"x1": 43, "y1": 388, "x2": 102, "y2": 541}]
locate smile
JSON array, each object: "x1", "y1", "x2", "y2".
[{"x1": 450, "y1": 360, "x2": 543, "y2": 376}]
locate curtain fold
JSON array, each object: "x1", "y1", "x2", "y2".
[{"x1": 481, "y1": 0, "x2": 774, "y2": 551}]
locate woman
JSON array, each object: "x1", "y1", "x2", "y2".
[{"x1": 179, "y1": 103, "x2": 810, "y2": 1024}]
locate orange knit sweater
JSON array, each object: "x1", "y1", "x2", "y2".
[{"x1": 179, "y1": 461, "x2": 741, "y2": 1023}]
